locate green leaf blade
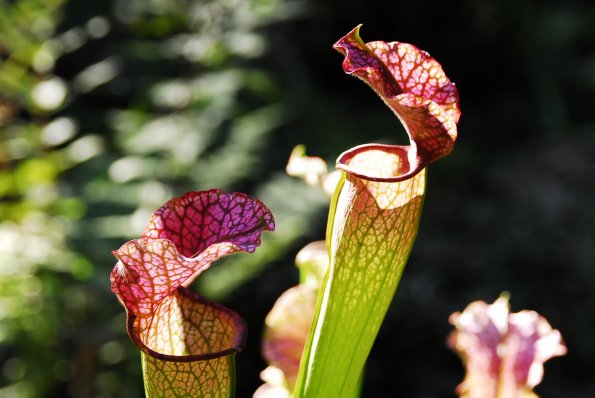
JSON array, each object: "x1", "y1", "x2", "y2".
[
  {"x1": 295, "y1": 167, "x2": 426, "y2": 397},
  {"x1": 143, "y1": 353, "x2": 236, "y2": 397}
]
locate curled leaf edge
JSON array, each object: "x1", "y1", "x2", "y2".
[{"x1": 333, "y1": 25, "x2": 460, "y2": 182}]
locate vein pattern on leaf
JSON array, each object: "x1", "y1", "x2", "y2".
[
  {"x1": 111, "y1": 189, "x2": 274, "y2": 326},
  {"x1": 144, "y1": 353, "x2": 234, "y2": 397},
  {"x1": 295, "y1": 149, "x2": 427, "y2": 397},
  {"x1": 333, "y1": 25, "x2": 460, "y2": 182},
  {"x1": 140, "y1": 289, "x2": 242, "y2": 397},
  {"x1": 110, "y1": 189, "x2": 274, "y2": 397}
]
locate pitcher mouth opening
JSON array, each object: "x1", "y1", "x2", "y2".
[{"x1": 336, "y1": 143, "x2": 426, "y2": 182}]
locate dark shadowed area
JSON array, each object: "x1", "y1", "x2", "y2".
[{"x1": 1, "y1": 0, "x2": 593, "y2": 396}]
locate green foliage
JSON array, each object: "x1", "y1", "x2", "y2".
[{"x1": 0, "y1": 0, "x2": 319, "y2": 396}]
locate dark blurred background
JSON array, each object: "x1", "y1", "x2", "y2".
[{"x1": 0, "y1": 0, "x2": 594, "y2": 396}]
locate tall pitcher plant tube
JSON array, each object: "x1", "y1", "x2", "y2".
[
  {"x1": 111, "y1": 190, "x2": 274, "y2": 397},
  {"x1": 294, "y1": 25, "x2": 461, "y2": 397}
]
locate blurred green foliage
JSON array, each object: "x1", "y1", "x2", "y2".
[
  {"x1": 0, "y1": 0, "x2": 326, "y2": 396},
  {"x1": 1, "y1": 0, "x2": 594, "y2": 397}
]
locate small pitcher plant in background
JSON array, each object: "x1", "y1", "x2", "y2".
[
  {"x1": 255, "y1": 237, "x2": 329, "y2": 397},
  {"x1": 449, "y1": 294, "x2": 566, "y2": 398}
]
